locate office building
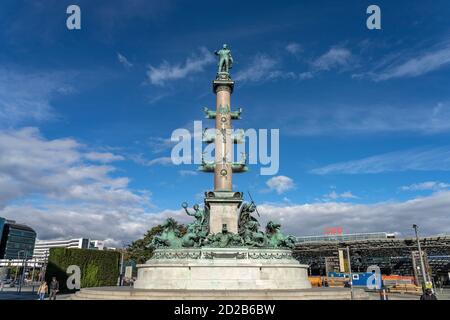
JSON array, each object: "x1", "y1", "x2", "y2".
[{"x1": 0, "y1": 219, "x2": 36, "y2": 260}]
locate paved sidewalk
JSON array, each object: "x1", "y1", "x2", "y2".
[
  {"x1": 0, "y1": 287, "x2": 73, "y2": 300},
  {"x1": 366, "y1": 288, "x2": 450, "y2": 300}
]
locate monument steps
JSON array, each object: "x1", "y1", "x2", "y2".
[{"x1": 70, "y1": 287, "x2": 370, "y2": 300}]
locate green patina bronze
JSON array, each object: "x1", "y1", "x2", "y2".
[
  {"x1": 231, "y1": 152, "x2": 248, "y2": 173},
  {"x1": 206, "y1": 224, "x2": 243, "y2": 248},
  {"x1": 181, "y1": 202, "x2": 209, "y2": 247},
  {"x1": 229, "y1": 107, "x2": 242, "y2": 119},
  {"x1": 149, "y1": 200, "x2": 296, "y2": 250},
  {"x1": 203, "y1": 107, "x2": 216, "y2": 119},
  {"x1": 215, "y1": 44, "x2": 233, "y2": 75},
  {"x1": 218, "y1": 104, "x2": 230, "y2": 115},
  {"x1": 150, "y1": 218, "x2": 183, "y2": 248},
  {"x1": 198, "y1": 152, "x2": 215, "y2": 172},
  {"x1": 264, "y1": 221, "x2": 297, "y2": 249},
  {"x1": 203, "y1": 106, "x2": 242, "y2": 119},
  {"x1": 238, "y1": 202, "x2": 267, "y2": 247},
  {"x1": 148, "y1": 44, "x2": 295, "y2": 251}
]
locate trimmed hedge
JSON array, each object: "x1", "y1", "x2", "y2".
[{"x1": 45, "y1": 248, "x2": 120, "y2": 292}]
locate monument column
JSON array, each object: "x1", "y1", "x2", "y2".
[
  {"x1": 213, "y1": 79, "x2": 234, "y2": 191},
  {"x1": 200, "y1": 44, "x2": 247, "y2": 235}
]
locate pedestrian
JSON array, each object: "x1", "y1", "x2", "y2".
[
  {"x1": 379, "y1": 287, "x2": 389, "y2": 300},
  {"x1": 37, "y1": 281, "x2": 48, "y2": 300},
  {"x1": 49, "y1": 276, "x2": 59, "y2": 300},
  {"x1": 420, "y1": 288, "x2": 437, "y2": 300}
]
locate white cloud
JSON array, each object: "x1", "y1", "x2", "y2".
[
  {"x1": 2, "y1": 127, "x2": 448, "y2": 244},
  {"x1": 0, "y1": 127, "x2": 160, "y2": 246},
  {"x1": 266, "y1": 176, "x2": 295, "y2": 194},
  {"x1": 299, "y1": 72, "x2": 314, "y2": 80},
  {"x1": 236, "y1": 47, "x2": 352, "y2": 83},
  {"x1": 179, "y1": 170, "x2": 198, "y2": 177},
  {"x1": 146, "y1": 47, "x2": 214, "y2": 86},
  {"x1": 3, "y1": 204, "x2": 188, "y2": 248},
  {"x1": 312, "y1": 47, "x2": 353, "y2": 71},
  {"x1": 256, "y1": 190, "x2": 450, "y2": 237},
  {"x1": 373, "y1": 43, "x2": 450, "y2": 81},
  {"x1": 310, "y1": 147, "x2": 450, "y2": 175},
  {"x1": 340, "y1": 191, "x2": 358, "y2": 199},
  {"x1": 147, "y1": 136, "x2": 174, "y2": 153},
  {"x1": 235, "y1": 54, "x2": 295, "y2": 83},
  {"x1": 282, "y1": 101, "x2": 450, "y2": 136},
  {"x1": 0, "y1": 68, "x2": 73, "y2": 126},
  {"x1": 84, "y1": 152, "x2": 124, "y2": 163},
  {"x1": 6, "y1": 189, "x2": 449, "y2": 245},
  {"x1": 0, "y1": 127, "x2": 148, "y2": 207},
  {"x1": 130, "y1": 154, "x2": 173, "y2": 167},
  {"x1": 324, "y1": 190, "x2": 358, "y2": 200},
  {"x1": 296, "y1": 46, "x2": 354, "y2": 80},
  {"x1": 286, "y1": 42, "x2": 303, "y2": 55},
  {"x1": 117, "y1": 52, "x2": 133, "y2": 68},
  {"x1": 401, "y1": 181, "x2": 450, "y2": 191},
  {"x1": 235, "y1": 54, "x2": 278, "y2": 82}
]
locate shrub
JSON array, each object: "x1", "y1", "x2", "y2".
[{"x1": 45, "y1": 248, "x2": 120, "y2": 292}]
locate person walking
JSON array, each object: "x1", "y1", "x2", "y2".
[
  {"x1": 420, "y1": 288, "x2": 437, "y2": 300},
  {"x1": 37, "y1": 281, "x2": 48, "y2": 300},
  {"x1": 49, "y1": 277, "x2": 59, "y2": 300}
]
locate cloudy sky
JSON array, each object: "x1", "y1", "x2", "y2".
[{"x1": 1, "y1": 0, "x2": 450, "y2": 246}]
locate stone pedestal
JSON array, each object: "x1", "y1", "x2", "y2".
[
  {"x1": 134, "y1": 248, "x2": 312, "y2": 291},
  {"x1": 204, "y1": 190, "x2": 242, "y2": 234}
]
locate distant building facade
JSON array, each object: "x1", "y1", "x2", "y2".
[
  {"x1": 294, "y1": 233, "x2": 450, "y2": 285},
  {"x1": 0, "y1": 217, "x2": 5, "y2": 243},
  {"x1": 33, "y1": 238, "x2": 106, "y2": 262},
  {"x1": 295, "y1": 232, "x2": 395, "y2": 244},
  {"x1": 0, "y1": 219, "x2": 37, "y2": 260}
]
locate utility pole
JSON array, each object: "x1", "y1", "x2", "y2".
[
  {"x1": 119, "y1": 248, "x2": 124, "y2": 286},
  {"x1": 31, "y1": 257, "x2": 36, "y2": 293},
  {"x1": 41, "y1": 250, "x2": 49, "y2": 282},
  {"x1": 413, "y1": 224, "x2": 429, "y2": 294},
  {"x1": 14, "y1": 257, "x2": 19, "y2": 284},
  {"x1": 346, "y1": 246, "x2": 354, "y2": 300}
]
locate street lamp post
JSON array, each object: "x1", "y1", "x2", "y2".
[
  {"x1": 413, "y1": 224, "x2": 429, "y2": 294},
  {"x1": 13, "y1": 258, "x2": 19, "y2": 284},
  {"x1": 18, "y1": 251, "x2": 28, "y2": 294}
]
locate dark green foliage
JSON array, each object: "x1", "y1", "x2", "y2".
[
  {"x1": 45, "y1": 248, "x2": 120, "y2": 292},
  {"x1": 126, "y1": 222, "x2": 186, "y2": 264}
]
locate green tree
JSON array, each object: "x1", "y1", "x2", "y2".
[{"x1": 125, "y1": 221, "x2": 186, "y2": 264}]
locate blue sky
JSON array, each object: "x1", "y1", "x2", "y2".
[{"x1": 1, "y1": 0, "x2": 450, "y2": 245}]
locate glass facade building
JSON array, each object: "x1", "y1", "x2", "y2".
[
  {"x1": 0, "y1": 217, "x2": 5, "y2": 243},
  {"x1": 0, "y1": 219, "x2": 36, "y2": 260}
]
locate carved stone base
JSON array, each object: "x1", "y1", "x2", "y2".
[
  {"x1": 134, "y1": 248, "x2": 311, "y2": 290},
  {"x1": 204, "y1": 191, "x2": 243, "y2": 234}
]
